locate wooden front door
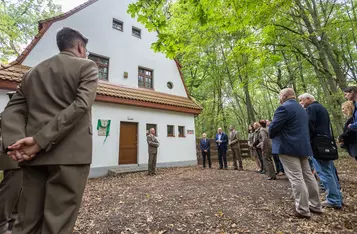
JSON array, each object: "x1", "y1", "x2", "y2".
[{"x1": 119, "y1": 122, "x2": 138, "y2": 165}]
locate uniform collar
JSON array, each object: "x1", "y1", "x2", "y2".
[{"x1": 60, "y1": 51, "x2": 77, "y2": 57}]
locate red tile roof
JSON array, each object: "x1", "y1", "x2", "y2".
[{"x1": 0, "y1": 65, "x2": 202, "y2": 114}]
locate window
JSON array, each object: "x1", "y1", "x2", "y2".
[
  {"x1": 138, "y1": 68, "x2": 153, "y2": 89},
  {"x1": 88, "y1": 54, "x2": 109, "y2": 80},
  {"x1": 167, "y1": 125, "x2": 175, "y2": 137},
  {"x1": 146, "y1": 123, "x2": 157, "y2": 136},
  {"x1": 132, "y1": 27, "x2": 141, "y2": 38},
  {"x1": 167, "y1": 81, "x2": 173, "y2": 89},
  {"x1": 178, "y1": 126, "x2": 185, "y2": 137},
  {"x1": 112, "y1": 19, "x2": 123, "y2": 31}
]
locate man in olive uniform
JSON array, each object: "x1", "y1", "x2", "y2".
[
  {"x1": 2, "y1": 27, "x2": 98, "y2": 234},
  {"x1": 0, "y1": 92, "x2": 22, "y2": 234},
  {"x1": 147, "y1": 128, "x2": 159, "y2": 175},
  {"x1": 229, "y1": 125, "x2": 243, "y2": 170}
]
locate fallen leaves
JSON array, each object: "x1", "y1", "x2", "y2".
[{"x1": 74, "y1": 157, "x2": 357, "y2": 233}]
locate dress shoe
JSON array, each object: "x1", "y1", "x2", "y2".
[
  {"x1": 266, "y1": 177, "x2": 276, "y2": 180},
  {"x1": 309, "y1": 207, "x2": 323, "y2": 215},
  {"x1": 288, "y1": 210, "x2": 311, "y2": 219},
  {"x1": 233, "y1": 168, "x2": 238, "y2": 170},
  {"x1": 259, "y1": 170, "x2": 266, "y2": 174}
]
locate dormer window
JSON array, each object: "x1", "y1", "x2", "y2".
[
  {"x1": 113, "y1": 19, "x2": 123, "y2": 31},
  {"x1": 88, "y1": 53, "x2": 109, "y2": 81},
  {"x1": 132, "y1": 27, "x2": 141, "y2": 38}
]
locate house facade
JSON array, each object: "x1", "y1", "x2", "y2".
[{"x1": 0, "y1": 0, "x2": 202, "y2": 177}]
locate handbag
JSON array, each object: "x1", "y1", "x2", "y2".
[{"x1": 311, "y1": 122, "x2": 338, "y2": 160}]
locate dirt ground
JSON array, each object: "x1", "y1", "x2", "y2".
[{"x1": 74, "y1": 156, "x2": 357, "y2": 234}]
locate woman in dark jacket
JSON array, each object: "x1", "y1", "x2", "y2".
[{"x1": 339, "y1": 101, "x2": 357, "y2": 159}]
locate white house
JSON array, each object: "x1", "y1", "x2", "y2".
[{"x1": 0, "y1": 0, "x2": 202, "y2": 177}]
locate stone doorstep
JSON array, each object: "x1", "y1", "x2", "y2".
[{"x1": 108, "y1": 165, "x2": 148, "y2": 176}]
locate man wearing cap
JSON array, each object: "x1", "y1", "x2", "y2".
[
  {"x1": 0, "y1": 92, "x2": 22, "y2": 234},
  {"x1": 1, "y1": 27, "x2": 98, "y2": 234}
]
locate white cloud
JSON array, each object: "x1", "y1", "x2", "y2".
[{"x1": 53, "y1": 0, "x2": 88, "y2": 12}]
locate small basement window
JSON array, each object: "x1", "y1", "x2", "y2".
[
  {"x1": 178, "y1": 126, "x2": 185, "y2": 137},
  {"x1": 167, "y1": 125, "x2": 175, "y2": 137},
  {"x1": 112, "y1": 19, "x2": 123, "y2": 31},
  {"x1": 146, "y1": 123, "x2": 157, "y2": 136},
  {"x1": 132, "y1": 27, "x2": 141, "y2": 38}
]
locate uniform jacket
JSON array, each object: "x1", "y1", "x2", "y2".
[
  {"x1": 229, "y1": 130, "x2": 241, "y2": 149},
  {"x1": 1, "y1": 51, "x2": 98, "y2": 166}
]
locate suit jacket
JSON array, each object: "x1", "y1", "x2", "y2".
[
  {"x1": 229, "y1": 130, "x2": 240, "y2": 149},
  {"x1": 1, "y1": 51, "x2": 98, "y2": 166},
  {"x1": 215, "y1": 133, "x2": 228, "y2": 151},
  {"x1": 147, "y1": 134, "x2": 159, "y2": 154},
  {"x1": 0, "y1": 113, "x2": 19, "y2": 170},
  {"x1": 269, "y1": 99, "x2": 313, "y2": 157},
  {"x1": 339, "y1": 117, "x2": 357, "y2": 144},
  {"x1": 258, "y1": 127, "x2": 272, "y2": 153},
  {"x1": 306, "y1": 101, "x2": 332, "y2": 138},
  {"x1": 200, "y1": 138, "x2": 210, "y2": 152}
]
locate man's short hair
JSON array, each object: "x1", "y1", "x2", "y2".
[
  {"x1": 229, "y1": 125, "x2": 235, "y2": 129},
  {"x1": 56, "y1": 27, "x2": 89, "y2": 51},
  {"x1": 343, "y1": 86, "x2": 357, "y2": 94},
  {"x1": 298, "y1": 93, "x2": 315, "y2": 100}
]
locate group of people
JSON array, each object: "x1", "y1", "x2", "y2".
[
  {"x1": 199, "y1": 126, "x2": 243, "y2": 170},
  {"x1": 200, "y1": 87, "x2": 356, "y2": 219},
  {"x1": 250, "y1": 87, "x2": 357, "y2": 218}
]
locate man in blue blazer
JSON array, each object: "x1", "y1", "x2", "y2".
[
  {"x1": 215, "y1": 128, "x2": 228, "y2": 169},
  {"x1": 269, "y1": 88, "x2": 322, "y2": 219},
  {"x1": 200, "y1": 133, "x2": 211, "y2": 168}
]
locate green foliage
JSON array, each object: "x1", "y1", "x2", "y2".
[
  {"x1": 0, "y1": 0, "x2": 62, "y2": 64},
  {"x1": 129, "y1": 0, "x2": 357, "y2": 137}
]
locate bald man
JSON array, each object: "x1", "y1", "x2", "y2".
[
  {"x1": 269, "y1": 88, "x2": 322, "y2": 219},
  {"x1": 147, "y1": 128, "x2": 159, "y2": 175}
]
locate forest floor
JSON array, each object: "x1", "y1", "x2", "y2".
[{"x1": 75, "y1": 156, "x2": 357, "y2": 234}]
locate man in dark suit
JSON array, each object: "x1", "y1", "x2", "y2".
[
  {"x1": 200, "y1": 133, "x2": 211, "y2": 168},
  {"x1": 215, "y1": 128, "x2": 228, "y2": 169},
  {"x1": 298, "y1": 93, "x2": 342, "y2": 209},
  {"x1": 269, "y1": 88, "x2": 321, "y2": 219},
  {"x1": 2, "y1": 27, "x2": 98, "y2": 234},
  {"x1": 0, "y1": 92, "x2": 22, "y2": 234}
]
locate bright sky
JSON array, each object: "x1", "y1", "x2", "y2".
[{"x1": 53, "y1": 0, "x2": 88, "y2": 12}]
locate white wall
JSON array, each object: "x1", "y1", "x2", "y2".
[
  {"x1": 22, "y1": 0, "x2": 188, "y2": 97},
  {"x1": 91, "y1": 101, "x2": 197, "y2": 169},
  {"x1": 0, "y1": 90, "x2": 11, "y2": 111}
]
